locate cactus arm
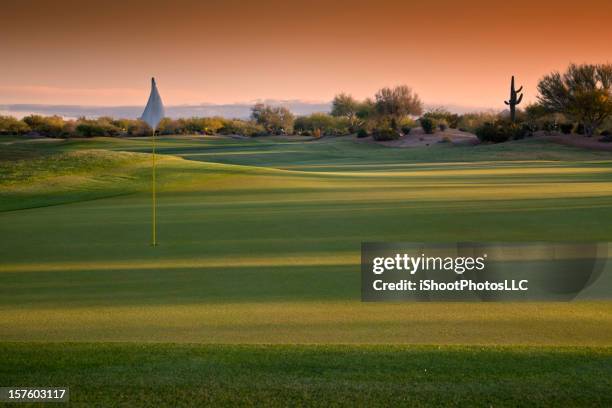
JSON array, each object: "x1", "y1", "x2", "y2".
[
  {"x1": 516, "y1": 94, "x2": 524, "y2": 104},
  {"x1": 515, "y1": 86, "x2": 523, "y2": 93},
  {"x1": 504, "y1": 100, "x2": 510, "y2": 105}
]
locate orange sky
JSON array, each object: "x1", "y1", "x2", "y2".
[{"x1": 1, "y1": 0, "x2": 611, "y2": 109}]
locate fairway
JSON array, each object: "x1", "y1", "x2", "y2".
[
  {"x1": 1, "y1": 135, "x2": 612, "y2": 405},
  {"x1": 1, "y1": 135, "x2": 612, "y2": 345},
  {"x1": 2, "y1": 343, "x2": 611, "y2": 407}
]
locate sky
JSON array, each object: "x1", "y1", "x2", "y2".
[{"x1": 1, "y1": 0, "x2": 611, "y2": 110}]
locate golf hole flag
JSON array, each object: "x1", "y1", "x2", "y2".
[
  {"x1": 141, "y1": 77, "x2": 165, "y2": 130},
  {"x1": 141, "y1": 77, "x2": 165, "y2": 246}
]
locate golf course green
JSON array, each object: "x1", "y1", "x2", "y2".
[{"x1": 1, "y1": 134, "x2": 611, "y2": 405}]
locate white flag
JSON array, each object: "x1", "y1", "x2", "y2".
[{"x1": 141, "y1": 77, "x2": 165, "y2": 130}]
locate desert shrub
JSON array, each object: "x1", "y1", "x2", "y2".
[
  {"x1": 75, "y1": 117, "x2": 121, "y2": 137},
  {"x1": 457, "y1": 111, "x2": 499, "y2": 133},
  {"x1": 295, "y1": 113, "x2": 349, "y2": 136},
  {"x1": 475, "y1": 122, "x2": 502, "y2": 142},
  {"x1": 372, "y1": 128, "x2": 400, "y2": 141},
  {"x1": 420, "y1": 117, "x2": 437, "y2": 134},
  {"x1": 475, "y1": 120, "x2": 530, "y2": 143},
  {"x1": 438, "y1": 119, "x2": 448, "y2": 131},
  {"x1": 541, "y1": 121, "x2": 560, "y2": 133},
  {"x1": 424, "y1": 109, "x2": 459, "y2": 129},
  {"x1": 127, "y1": 120, "x2": 152, "y2": 136},
  {"x1": 399, "y1": 117, "x2": 416, "y2": 127},
  {"x1": 357, "y1": 128, "x2": 369, "y2": 138},
  {"x1": 523, "y1": 104, "x2": 568, "y2": 133},
  {"x1": 111, "y1": 118, "x2": 135, "y2": 133},
  {"x1": 179, "y1": 117, "x2": 225, "y2": 134},
  {"x1": 251, "y1": 103, "x2": 294, "y2": 135},
  {"x1": 576, "y1": 123, "x2": 585, "y2": 135},
  {"x1": 157, "y1": 118, "x2": 182, "y2": 135},
  {"x1": 401, "y1": 126, "x2": 412, "y2": 135},
  {"x1": 312, "y1": 128, "x2": 322, "y2": 138},
  {"x1": 0, "y1": 116, "x2": 30, "y2": 135},
  {"x1": 22, "y1": 115, "x2": 68, "y2": 137},
  {"x1": 559, "y1": 123, "x2": 574, "y2": 134},
  {"x1": 201, "y1": 117, "x2": 225, "y2": 134},
  {"x1": 218, "y1": 119, "x2": 265, "y2": 137},
  {"x1": 355, "y1": 98, "x2": 376, "y2": 124}
]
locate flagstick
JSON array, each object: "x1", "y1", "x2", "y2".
[{"x1": 152, "y1": 127, "x2": 157, "y2": 246}]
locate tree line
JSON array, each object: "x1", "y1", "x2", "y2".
[{"x1": 1, "y1": 63, "x2": 610, "y2": 142}]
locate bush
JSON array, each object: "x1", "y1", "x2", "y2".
[
  {"x1": 576, "y1": 123, "x2": 585, "y2": 135},
  {"x1": 420, "y1": 117, "x2": 436, "y2": 134},
  {"x1": 401, "y1": 126, "x2": 412, "y2": 135},
  {"x1": 127, "y1": 120, "x2": 152, "y2": 136},
  {"x1": 0, "y1": 116, "x2": 30, "y2": 135},
  {"x1": 76, "y1": 117, "x2": 121, "y2": 137},
  {"x1": 457, "y1": 111, "x2": 499, "y2": 133},
  {"x1": 423, "y1": 109, "x2": 459, "y2": 129},
  {"x1": 540, "y1": 121, "x2": 559, "y2": 133},
  {"x1": 294, "y1": 113, "x2": 350, "y2": 136},
  {"x1": 601, "y1": 130, "x2": 611, "y2": 136},
  {"x1": 22, "y1": 115, "x2": 67, "y2": 137},
  {"x1": 438, "y1": 120, "x2": 448, "y2": 131},
  {"x1": 475, "y1": 122, "x2": 502, "y2": 142},
  {"x1": 372, "y1": 128, "x2": 400, "y2": 141},
  {"x1": 559, "y1": 123, "x2": 574, "y2": 134},
  {"x1": 475, "y1": 120, "x2": 530, "y2": 143},
  {"x1": 357, "y1": 128, "x2": 369, "y2": 138},
  {"x1": 218, "y1": 120, "x2": 265, "y2": 137},
  {"x1": 251, "y1": 103, "x2": 294, "y2": 135}
]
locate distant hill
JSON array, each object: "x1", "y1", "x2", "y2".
[
  {"x1": 0, "y1": 101, "x2": 332, "y2": 120},
  {"x1": 0, "y1": 101, "x2": 494, "y2": 120}
]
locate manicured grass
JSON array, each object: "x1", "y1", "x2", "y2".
[
  {"x1": 1, "y1": 135, "x2": 612, "y2": 404},
  {"x1": 1, "y1": 343, "x2": 611, "y2": 407},
  {"x1": 1, "y1": 135, "x2": 612, "y2": 345}
]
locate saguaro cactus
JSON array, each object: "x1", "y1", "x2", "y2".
[{"x1": 504, "y1": 76, "x2": 523, "y2": 122}]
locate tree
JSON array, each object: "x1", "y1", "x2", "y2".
[
  {"x1": 22, "y1": 115, "x2": 66, "y2": 137},
  {"x1": 331, "y1": 93, "x2": 359, "y2": 126},
  {"x1": 251, "y1": 103, "x2": 295, "y2": 134},
  {"x1": 374, "y1": 85, "x2": 423, "y2": 126},
  {"x1": 537, "y1": 63, "x2": 612, "y2": 136},
  {"x1": 0, "y1": 116, "x2": 30, "y2": 135},
  {"x1": 356, "y1": 98, "x2": 376, "y2": 121}
]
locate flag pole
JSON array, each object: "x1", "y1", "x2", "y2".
[
  {"x1": 152, "y1": 127, "x2": 157, "y2": 246},
  {"x1": 141, "y1": 76, "x2": 164, "y2": 247}
]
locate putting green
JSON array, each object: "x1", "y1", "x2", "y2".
[{"x1": 1, "y1": 135, "x2": 612, "y2": 345}]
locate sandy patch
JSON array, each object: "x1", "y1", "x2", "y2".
[{"x1": 357, "y1": 127, "x2": 478, "y2": 148}]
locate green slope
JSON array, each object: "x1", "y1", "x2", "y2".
[{"x1": 1, "y1": 135, "x2": 612, "y2": 345}]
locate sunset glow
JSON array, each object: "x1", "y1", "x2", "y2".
[{"x1": 2, "y1": 0, "x2": 611, "y2": 108}]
